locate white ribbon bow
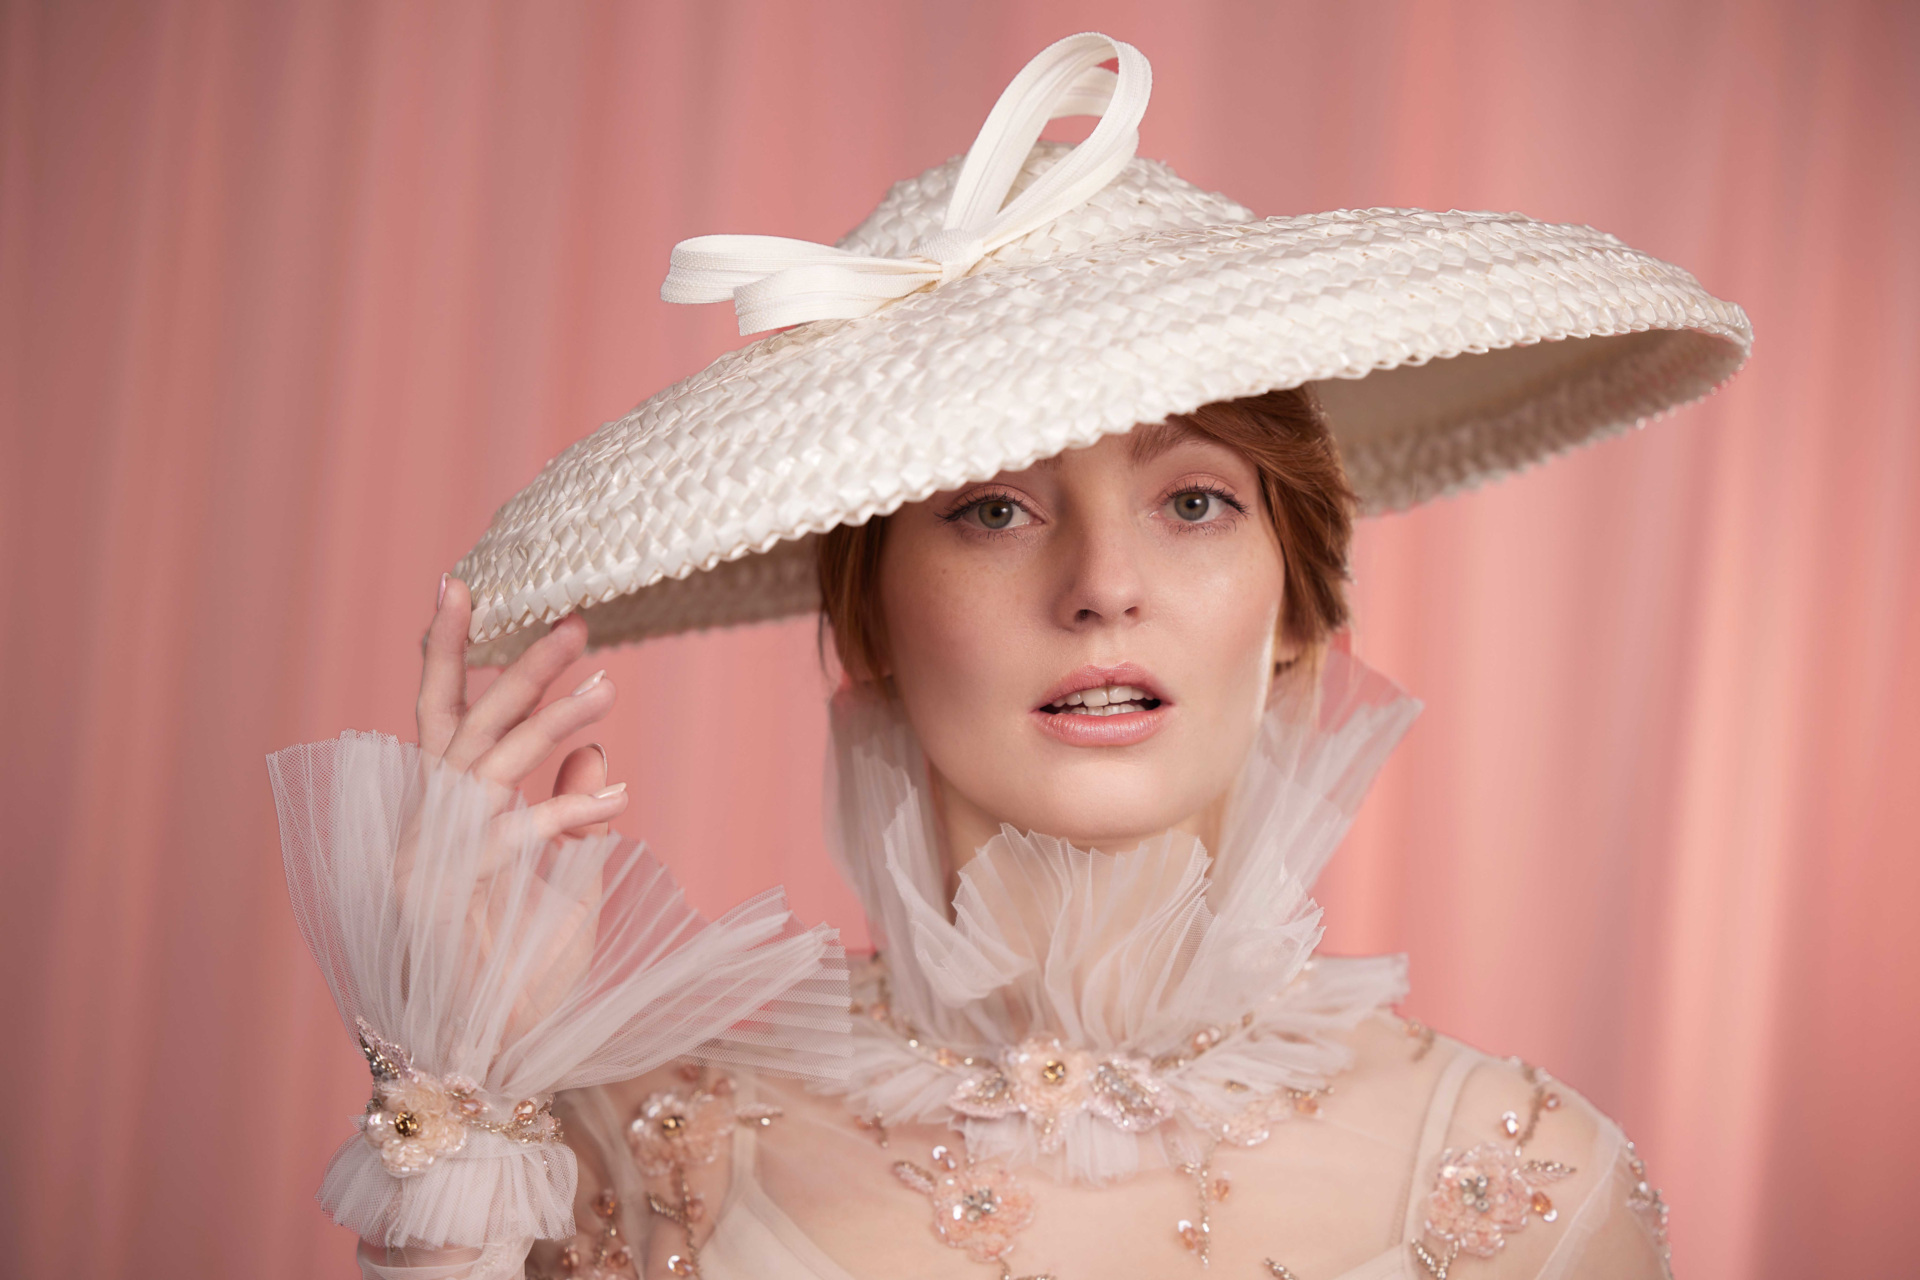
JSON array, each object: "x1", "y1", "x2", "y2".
[{"x1": 660, "y1": 32, "x2": 1152, "y2": 335}]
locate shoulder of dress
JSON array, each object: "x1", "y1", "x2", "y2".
[
  {"x1": 1316, "y1": 1010, "x2": 1476, "y2": 1113},
  {"x1": 1381, "y1": 1034, "x2": 1675, "y2": 1280}
]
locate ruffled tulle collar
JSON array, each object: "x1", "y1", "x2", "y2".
[{"x1": 819, "y1": 649, "x2": 1422, "y2": 1182}]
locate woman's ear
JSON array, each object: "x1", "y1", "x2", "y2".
[
  {"x1": 1272, "y1": 621, "x2": 1305, "y2": 672},
  {"x1": 1264, "y1": 624, "x2": 1306, "y2": 709}
]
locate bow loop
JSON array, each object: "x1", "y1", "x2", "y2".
[
  {"x1": 660, "y1": 235, "x2": 866, "y2": 306},
  {"x1": 661, "y1": 33, "x2": 1151, "y2": 334}
]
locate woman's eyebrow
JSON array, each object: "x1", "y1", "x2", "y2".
[{"x1": 1128, "y1": 420, "x2": 1205, "y2": 463}]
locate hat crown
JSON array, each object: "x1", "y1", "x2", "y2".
[{"x1": 839, "y1": 142, "x2": 1255, "y2": 272}]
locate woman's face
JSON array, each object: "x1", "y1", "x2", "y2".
[{"x1": 878, "y1": 424, "x2": 1293, "y2": 855}]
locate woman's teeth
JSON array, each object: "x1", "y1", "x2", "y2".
[{"x1": 1043, "y1": 684, "x2": 1161, "y2": 716}]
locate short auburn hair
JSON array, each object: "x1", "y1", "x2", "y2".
[{"x1": 816, "y1": 387, "x2": 1355, "y2": 685}]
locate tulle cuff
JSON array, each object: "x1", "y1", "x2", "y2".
[
  {"x1": 269, "y1": 731, "x2": 849, "y2": 1248},
  {"x1": 326, "y1": 1131, "x2": 575, "y2": 1253},
  {"x1": 356, "y1": 1238, "x2": 532, "y2": 1280}
]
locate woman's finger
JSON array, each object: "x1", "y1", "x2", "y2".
[
  {"x1": 553, "y1": 743, "x2": 612, "y2": 838},
  {"x1": 496, "y1": 783, "x2": 629, "y2": 849},
  {"x1": 469, "y1": 672, "x2": 617, "y2": 790},
  {"x1": 417, "y1": 575, "x2": 471, "y2": 758},
  {"x1": 441, "y1": 615, "x2": 589, "y2": 771}
]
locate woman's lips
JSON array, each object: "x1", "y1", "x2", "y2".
[
  {"x1": 1031, "y1": 701, "x2": 1170, "y2": 747},
  {"x1": 1031, "y1": 663, "x2": 1171, "y2": 747},
  {"x1": 1034, "y1": 663, "x2": 1168, "y2": 709}
]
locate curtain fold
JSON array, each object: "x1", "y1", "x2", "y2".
[{"x1": 3, "y1": 2, "x2": 1914, "y2": 1277}]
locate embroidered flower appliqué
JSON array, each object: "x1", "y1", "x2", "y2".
[
  {"x1": 1422, "y1": 1142, "x2": 1573, "y2": 1258},
  {"x1": 362, "y1": 1069, "x2": 473, "y2": 1176},
  {"x1": 629, "y1": 1068, "x2": 784, "y2": 1279},
  {"x1": 947, "y1": 1036, "x2": 1175, "y2": 1150},
  {"x1": 353, "y1": 1017, "x2": 559, "y2": 1178},
  {"x1": 893, "y1": 1155, "x2": 1038, "y2": 1263},
  {"x1": 628, "y1": 1088, "x2": 738, "y2": 1178}
]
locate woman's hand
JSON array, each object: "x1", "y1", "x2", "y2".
[
  {"x1": 418, "y1": 576, "x2": 629, "y2": 839},
  {"x1": 409, "y1": 576, "x2": 630, "y2": 1033}
]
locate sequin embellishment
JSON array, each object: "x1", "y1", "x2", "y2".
[
  {"x1": 1411, "y1": 1063, "x2": 1575, "y2": 1278},
  {"x1": 528, "y1": 1187, "x2": 635, "y2": 1280},
  {"x1": 1624, "y1": 1141, "x2": 1675, "y2": 1279},
  {"x1": 630, "y1": 1067, "x2": 782, "y2": 1278},
  {"x1": 353, "y1": 1017, "x2": 559, "y2": 1178},
  {"x1": 1173, "y1": 1149, "x2": 1228, "y2": 1263},
  {"x1": 948, "y1": 1038, "x2": 1176, "y2": 1150},
  {"x1": 1421, "y1": 1144, "x2": 1573, "y2": 1258},
  {"x1": 892, "y1": 1144, "x2": 1052, "y2": 1279}
]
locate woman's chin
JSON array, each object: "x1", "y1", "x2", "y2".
[
  {"x1": 991, "y1": 805, "x2": 1200, "y2": 854},
  {"x1": 962, "y1": 758, "x2": 1226, "y2": 854}
]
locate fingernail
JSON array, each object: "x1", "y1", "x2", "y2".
[
  {"x1": 571, "y1": 669, "x2": 606, "y2": 697},
  {"x1": 588, "y1": 742, "x2": 607, "y2": 769},
  {"x1": 592, "y1": 782, "x2": 627, "y2": 799},
  {"x1": 437, "y1": 573, "x2": 449, "y2": 610}
]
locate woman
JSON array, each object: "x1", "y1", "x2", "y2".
[{"x1": 277, "y1": 33, "x2": 1748, "y2": 1280}]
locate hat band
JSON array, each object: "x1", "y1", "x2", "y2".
[{"x1": 660, "y1": 32, "x2": 1152, "y2": 335}]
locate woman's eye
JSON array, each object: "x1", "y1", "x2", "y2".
[
  {"x1": 1168, "y1": 490, "x2": 1220, "y2": 523},
  {"x1": 965, "y1": 498, "x2": 1029, "y2": 530}
]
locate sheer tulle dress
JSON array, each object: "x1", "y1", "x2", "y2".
[{"x1": 277, "y1": 654, "x2": 1675, "y2": 1280}]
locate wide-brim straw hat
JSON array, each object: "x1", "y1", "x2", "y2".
[{"x1": 454, "y1": 33, "x2": 1750, "y2": 666}]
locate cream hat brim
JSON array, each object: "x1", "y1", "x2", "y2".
[{"x1": 455, "y1": 202, "x2": 1747, "y2": 666}]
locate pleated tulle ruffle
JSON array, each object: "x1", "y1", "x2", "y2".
[
  {"x1": 820, "y1": 648, "x2": 1420, "y2": 1183},
  {"x1": 270, "y1": 732, "x2": 848, "y2": 1248}
]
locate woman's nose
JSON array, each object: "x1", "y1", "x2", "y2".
[{"x1": 1054, "y1": 518, "x2": 1147, "y2": 629}]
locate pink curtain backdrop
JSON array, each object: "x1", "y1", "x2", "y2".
[{"x1": 4, "y1": 1, "x2": 1916, "y2": 1276}]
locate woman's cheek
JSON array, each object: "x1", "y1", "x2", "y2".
[
  {"x1": 889, "y1": 555, "x2": 1022, "y2": 733},
  {"x1": 1181, "y1": 554, "x2": 1283, "y2": 731},
  {"x1": 896, "y1": 557, "x2": 974, "y2": 664}
]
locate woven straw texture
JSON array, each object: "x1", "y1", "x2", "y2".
[{"x1": 455, "y1": 143, "x2": 1750, "y2": 664}]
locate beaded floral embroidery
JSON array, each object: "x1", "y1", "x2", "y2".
[
  {"x1": 528, "y1": 1187, "x2": 635, "y2": 1280},
  {"x1": 1623, "y1": 1141, "x2": 1675, "y2": 1279},
  {"x1": 948, "y1": 1038, "x2": 1176, "y2": 1149},
  {"x1": 892, "y1": 1144, "x2": 1050, "y2": 1279},
  {"x1": 353, "y1": 1017, "x2": 559, "y2": 1178},
  {"x1": 630, "y1": 1087, "x2": 735, "y2": 1177},
  {"x1": 867, "y1": 997, "x2": 1327, "y2": 1157},
  {"x1": 630, "y1": 1066, "x2": 782, "y2": 1278},
  {"x1": 888, "y1": 1136, "x2": 1324, "y2": 1279},
  {"x1": 858, "y1": 961, "x2": 1334, "y2": 1276},
  {"x1": 1172, "y1": 1148, "x2": 1232, "y2": 1263},
  {"x1": 1411, "y1": 1064, "x2": 1574, "y2": 1279},
  {"x1": 1422, "y1": 1144, "x2": 1572, "y2": 1258}
]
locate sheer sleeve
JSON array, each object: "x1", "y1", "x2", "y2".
[
  {"x1": 1536, "y1": 1136, "x2": 1674, "y2": 1280},
  {"x1": 269, "y1": 731, "x2": 848, "y2": 1256}
]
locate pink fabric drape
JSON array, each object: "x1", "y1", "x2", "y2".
[{"x1": 3, "y1": 2, "x2": 1915, "y2": 1276}]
